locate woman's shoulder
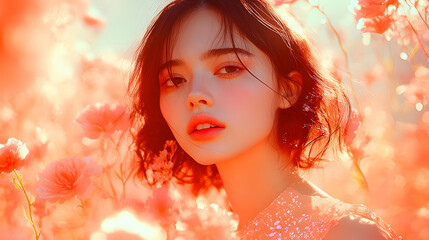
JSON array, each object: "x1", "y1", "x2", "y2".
[
  {"x1": 323, "y1": 215, "x2": 388, "y2": 240},
  {"x1": 236, "y1": 182, "x2": 401, "y2": 239},
  {"x1": 305, "y1": 185, "x2": 401, "y2": 240}
]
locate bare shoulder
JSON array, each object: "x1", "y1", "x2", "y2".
[{"x1": 324, "y1": 216, "x2": 387, "y2": 240}]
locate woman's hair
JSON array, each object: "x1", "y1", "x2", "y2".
[{"x1": 129, "y1": 0, "x2": 351, "y2": 195}]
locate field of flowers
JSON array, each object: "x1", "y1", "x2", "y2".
[{"x1": 0, "y1": 0, "x2": 428, "y2": 239}]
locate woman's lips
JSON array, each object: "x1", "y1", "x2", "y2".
[
  {"x1": 189, "y1": 127, "x2": 225, "y2": 141},
  {"x1": 187, "y1": 113, "x2": 226, "y2": 141}
]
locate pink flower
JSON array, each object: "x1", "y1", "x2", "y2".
[
  {"x1": 33, "y1": 195, "x2": 47, "y2": 218},
  {"x1": 403, "y1": 66, "x2": 429, "y2": 106},
  {"x1": 83, "y1": 15, "x2": 105, "y2": 28},
  {"x1": 150, "y1": 140, "x2": 176, "y2": 184},
  {"x1": 146, "y1": 185, "x2": 177, "y2": 225},
  {"x1": 354, "y1": 0, "x2": 398, "y2": 34},
  {"x1": 37, "y1": 157, "x2": 102, "y2": 203},
  {"x1": 177, "y1": 188, "x2": 237, "y2": 239},
  {"x1": 0, "y1": 138, "x2": 29, "y2": 174},
  {"x1": 75, "y1": 102, "x2": 130, "y2": 139},
  {"x1": 360, "y1": 15, "x2": 394, "y2": 34},
  {"x1": 354, "y1": 0, "x2": 397, "y2": 19},
  {"x1": 0, "y1": 0, "x2": 52, "y2": 98}
]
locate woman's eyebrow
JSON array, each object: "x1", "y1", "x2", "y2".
[
  {"x1": 158, "y1": 48, "x2": 253, "y2": 74},
  {"x1": 201, "y1": 47, "x2": 254, "y2": 60},
  {"x1": 158, "y1": 59, "x2": 184, "y2": 75}
]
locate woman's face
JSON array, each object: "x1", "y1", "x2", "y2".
[{"x1": 159, "y1": 8, "x2": 283, "y2": 165}]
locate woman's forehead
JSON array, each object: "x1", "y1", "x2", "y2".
[{"x1": 166, "y1": 7, "x2": 252, "y2": 60}]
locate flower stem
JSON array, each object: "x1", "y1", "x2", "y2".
[
  {"x1": 109, "y1": 134, "x2": 132, "y2": 205},
  {"x1": 398, "y1": 2, "x2": 429, "y2": 58},
  {"x1": 404, "y1": 0, "x2": 429, "y2": 29},
  {"x1": 121, "y1": 177, "x2": 127, "y2": 204},
  {"x1": 100, "y1": 138, "x2": 118, "y2": 201},
  {"x1": 406, "y1": 13, "x2": 429, "y2": 58},
  {"x1": 312, "y1": 4, "x2": 351, "y2": 77},
  {"x1": 109, "y1": 170, "x2": 118, "y2": 195},
  {"x1": 13, "y1": 170, "x2": 41, "y2": 240},
  {"x1": 305, "y1": 1, "x2": 360, "y2": 108},
  {"x1": 79, "y1": 199, "x2": 85, "y2": 209}
]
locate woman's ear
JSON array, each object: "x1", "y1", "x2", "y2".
[{"x1": 278, "y1": 71, "x2": 302, "y2": 109}]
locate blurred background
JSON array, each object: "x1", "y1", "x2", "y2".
[{"x1": 0, "y1": 0, "x2": 428, "y2": 239}]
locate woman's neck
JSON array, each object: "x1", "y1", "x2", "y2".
[{"x1": 215, "y1": 138, "x2": 300, "y2": 230}]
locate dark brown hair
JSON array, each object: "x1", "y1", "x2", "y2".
[{"x1": 129, "y1": 0, "x2": 351, "y2": 195}]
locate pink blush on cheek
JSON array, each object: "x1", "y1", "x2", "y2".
[
  {"x1": 221, "y1": 84, "x2": 253, "y2": 107},
  {"x1": 220, "y1": 75, "x2": 275, "y2": 108}
]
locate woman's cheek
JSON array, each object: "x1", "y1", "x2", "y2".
[
  {"x1": 223, "y1": 86, "x2": 250, "y2": 108},
  {"x1": 159, "y1": 96, "x2": 175, "y2": 127},
  {"x1": 160, "y1": 94, "x2": 188, "y2": 133},
  {"x1": 221, "y1": 78, "x2": 271, "y2": 112}
]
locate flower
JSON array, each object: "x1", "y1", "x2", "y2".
[
  {"x1": 359, "y1": 15, "x2": 394, "y2": 34},
  {"x1": 0, "y1": 138, "x2": 29, "y2": 174},
  {"x1": 354, "y1": 0, "x2": 397, "y2": 19},
  {"x1": 354, "y1": 0, "x2": 398, "y2": 34},
  {"x1": 149, "y1": 140, "x2": 176, "y2": 184},
  {"x1": 83, "y1": 15, "x2": 105, "y2": 29},
  {"x1": 33, "y1": 195, "x2": 47, "y2": 218},
  {"x1": 403, "y1": 66, "x2": 429, "y2": 106},
  {"x1": 37, "y1": 157, "x2": 102, "y2": 203},
  {"x1": 75, "y1": 102, "x2": 130, "y2": 139},
  {"x1": 83, "y1": 6, "x2": 105, "y2": 29},
  {"x1": 145, "y1": 186, "x2": 176, "y2": 224},
  {"x1": 177, "y1": 188, "x2": 238, "y2": 239}
]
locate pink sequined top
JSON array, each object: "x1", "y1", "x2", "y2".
[{"x1": 236, "y1": 188, "x2": 401, "y2": 239}]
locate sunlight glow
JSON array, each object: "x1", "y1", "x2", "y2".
[
  {"x1": 196, "y1": 195, "x2": 207, "y2": 209},
  {"x1": 396, "y1": 85, "x2": 407, "y2": 95},
  {"x1": 49, "y1": 43, "x2": 74, "y2": 82},
  {"x1": 175, "y1": 220, "x2": 187, "y2": 231},
  {"x1": 90, "y1": 232, "x2": 107, "y2": 240},
  {"x1": 362, "y1": 33, "x2": 371, "y2": 46},
  {"x1": 416, "y1": 102, "x2": 423, "y2": 111},
  {"x1": 100, "y1": 210, "x2": 166, "y2": 239},
  {"x1": 309, "y1": 0, "x2": 319, "y2": 6},
  {"x1": 0, "y1": 105, "x2": 15, "y2": 121}
]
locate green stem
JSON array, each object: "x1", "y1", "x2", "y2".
[{"x1": 13, "y1": 170, "x2": 41, "y2": 240}]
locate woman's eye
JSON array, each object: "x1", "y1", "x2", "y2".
[
  {"x1": 215, "y1": 64, "x2": 244, "y2": 77},
  {"x1": 163, "y1": 77, "x2": 186, "y2": 88}
]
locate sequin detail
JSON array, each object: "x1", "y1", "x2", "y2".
[{"x1": 236, "y1": 189, "x2": 401, "y2": 239}]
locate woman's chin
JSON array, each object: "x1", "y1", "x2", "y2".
[{"x1": 191, "y1": 155, "x2": 223, "y2": 166}]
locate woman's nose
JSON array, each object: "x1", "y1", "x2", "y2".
[
  {"x1": 188, "y1": 97, "x2": 211, "y2": 109},
  {"x1": 186, "y1": 73, "x2": 213, "y2": 110}
]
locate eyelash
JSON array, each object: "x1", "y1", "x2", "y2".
[
  {"x1": 161, "y1": 76, "x2": 186, "y2": 88},
  {"x1": 214, "y1": 63, "x2": 244, "y2": 78},
  {"x1": 160, "y1": 62, "x2": 245, "y2": 89}
]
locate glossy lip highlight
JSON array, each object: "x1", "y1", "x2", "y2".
[{"x1": 187, "y1": 113, "x2": 226, "y2": 134}]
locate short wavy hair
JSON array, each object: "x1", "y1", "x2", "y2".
[{"x1": 128, "y1": 0, "x2": 351, "y2": 195}]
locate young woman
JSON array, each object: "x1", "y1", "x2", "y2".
[{"x1": 129, "y1": 0, "x2": 400, "y2": 239}]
